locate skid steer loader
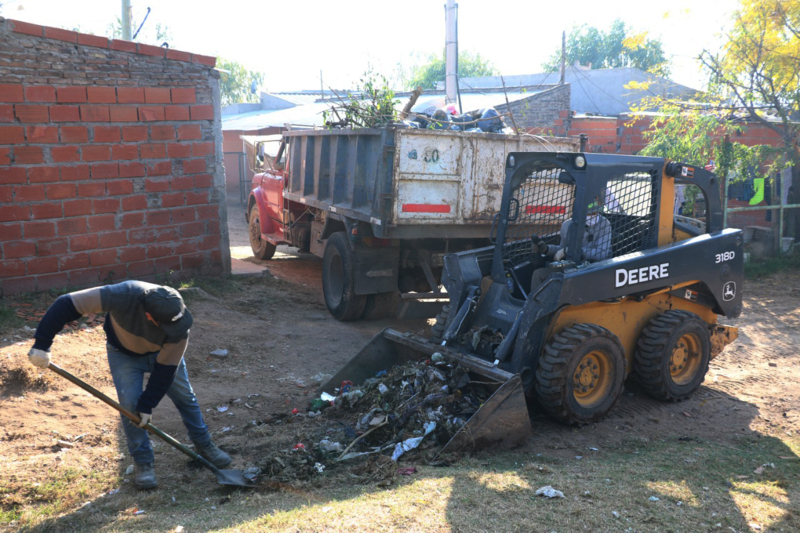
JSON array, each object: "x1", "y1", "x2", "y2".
[{"x1": 321, "y1": 152, "x2": 743, "y2": 453}]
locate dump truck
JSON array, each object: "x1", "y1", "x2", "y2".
[
  {"x1": 321, "y1": 152, "x2": 743, "y2": 453},
  {"x1": 245, "y1": 127, "x2": 581, "y2": 321}
]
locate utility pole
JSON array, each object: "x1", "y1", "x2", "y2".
[
  {"x1": 445, "y1": 0, "x2": 457, "y2": 104},
  {"x1": 559, "y1": 30, "x2": 566, "y2": 85},
  {"x1": 121, "y1": 0, "x2": 132, "y2": 40}
]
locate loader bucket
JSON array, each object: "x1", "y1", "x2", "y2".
[{"x1": 320, "y1": 328, "x2": 533, "y2": 454}]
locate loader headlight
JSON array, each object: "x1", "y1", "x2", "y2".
[
  {"x1": 574, "y1": 155, "x2": 586, "y2": 169},
  {"x1": 508, "y1": 155, "x2": 515, "y2": 167}
]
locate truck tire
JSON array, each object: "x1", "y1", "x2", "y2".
[
  {"x1": 249, "y1": 204, "x2": 276, "y2": 260},
  {"x1": 535, "y1": 324, "x2": 625, "y2": 425},
  {"x1": 634, "y1": 310, "x2": 711, "y2": 401},
  {"x1": 361, "y1": 291, "x2": 400, "y2": 320},
  {"x1": 430, "y1": 304, "x2": 450, "y2": 343},
  {"x1": 322, "y1": 232, "x2": 366, "y2": 321}
]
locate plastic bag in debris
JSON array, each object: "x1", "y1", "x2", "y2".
[
  {"x1": 535, "y1": 485, "x2": 565, "y2": 498},
  {"x1": 478, "y1": 108, "x2": 502, "y2": 132},
  {"x1": 391, "y1": 437, "x2": 424, "y2": 460},
  {"x1": 318, "y1": 439, "x2": 343, "y2": 454},
  {"x1": 443, "y1": 104, "x2": 458, "y2": 115}
]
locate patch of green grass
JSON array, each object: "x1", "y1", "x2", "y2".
[
  {"x1": 0, "y1": 304, "x2": 23, "y2": 335},
  {"x1": 745, "y1": 250, "x2": 800, "y2": 279}
]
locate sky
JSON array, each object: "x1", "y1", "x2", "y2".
[{"x1": 1, "y1": 0, "x2": 742, "y2": 93}]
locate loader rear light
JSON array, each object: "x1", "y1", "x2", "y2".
[
  {"x1": 402, "y1": 203, "x2": 451, "y2": 214},
  {"x1": 525, "y1": 205, "x2": 567, "y2": 215}
]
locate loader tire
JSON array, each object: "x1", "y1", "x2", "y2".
[
  {"x1": 322, "y1": 232, "x2": 366, "y2": 321},
  {"x1": 249, "y1": 204, "x2": 276, "y2": 260},
  {"x1": 535, "y1": 324, "x2": 625, "y2": 425},
  {"x1": 430, "y1": 305, "x2": 450, "y2": 343},
  {"x1": 634, "y1": 310, "x2": 711, "y2": 402}
]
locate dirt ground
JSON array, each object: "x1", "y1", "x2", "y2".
[{"x1": 1, "y1": 198, "x2": 799, "y2": 530}]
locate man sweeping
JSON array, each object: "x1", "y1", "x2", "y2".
[{"x1": 27, "y1": 280, "x2": 230, "y2": 489}]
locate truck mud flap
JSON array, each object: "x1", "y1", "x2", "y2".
[{"x1": 320, "y1": 328, "x2": 533, "y2": 455}]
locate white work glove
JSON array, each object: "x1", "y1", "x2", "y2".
[
  {"x1": 137, "y1": 412, "x2": 152, "y2": 428},
  {"x1": 28, "y1": 348, "x2": 51, "y2": 369},
  {"x1": 554, "y1": 248, "x2": 566, "y2": 261}
]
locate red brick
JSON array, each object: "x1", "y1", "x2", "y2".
[
  {"x1": 147, "y1": 243, "x2": 173, "y2": 258},
  {"x1": 137, "y1": 43, "x2": 165, "y2": 57},
  {"x1": 63, "y1": 199, "x2": 93, "y2": 217},
  {"x1": 57, "y1": 87, "x2": 87, "y2": 103},
  {"x1": 208, "y1": 220, "x2": 221, "y2": 235},
  {"x1": 46, "y1": 183, "x2": 76, "y2": 200},
  {"x1": 139, "y1": 106, "x2": 165, "y2": 121},
  {"x1": 25, "y1": 86, "x2": 56, "y2": 103},
  {"x1": 109, "y1": 39, "x2": 136, "y2": 53},
  {"x1": 57, "y1": 218, "x2": 87, "y2": 236},
  {"x1": 77, "y1": 182, "x2": 106, "y2": 197},
  {"x1": 14, "y1": 184, "x2": 45, "y2": 202},
  {"x1": 70, "y1": 266, "x2": 119, "y2": 287},
  {"x1": 150, "y1": 125, "x2": 175, "y2": 141},
  {"x1": 106, "y1": 180, "x2": 133, "y2": 196},
  {"x1": 172, "y1": 207, "x2": 195, "y2": 224},
  {"x1": 145, "y1": 178, "x2": 170, "y2": 192},
  {"x1": 87, "y1": 214, "x2": 116, "y2": 232},
  {"x1": 8, "y1": 19, "x2": 43, "y2": 37},
  {"x1": 119, "y1": 162, "x2": 146, "y2": 178},
  {"x1": 119, "y1": 212, "x2": 145, "y2": 229},
  {"x1": 90, "y1": 163, "x2": 119, "y2": 179},
  {"x1": 44, "y1": 27, "x2": 78, "y2": 43},
  {"x1": 27, "y1": 257, "x2": 59, "y2": 275},
  {"x1": 174, "y1": 240, "x2": 196, "y2": 254},
  {"x1": 93, "y1": 198, "x2": 120, "y2": 214},
  {"x1": 109, "y1": 106, "x2": 139, "y2": 122},
  {"x1": 0, "y1": 260, "x2": 26, "y2": 277},
  {"x1": 97, "y1": 231, "x2": 128, "y2": 249},
  {"x1": 82, "y1": 145, "x2": 111, "y2": 162},
  {"x1": 15, "y1": 105, "x2": 48, "y2": 123},
  {"x1": 60, "y1": 253, "x2": 89, "y2": 271},
  {"x1": 0, "y1": 185, "x2": 11, "y2": 203},
  {"x1": 145, "y1": 88, "x2": 171, "y2": 104},
  {"x1": 15, "y1": 146, "x2": 44, "y2": 164},
  {"x1": 161, "y1": 192, "x2": 184, "y2": 208},
  {"x1": 147, "y1": 161, "x2": 172, "y2": 176},
  {"x1": 60, "y1": 164, "x2": 90, "y2": 181},
  {"x1": 4, "y1": 241, "x2": 36, "y2": 259},
  {"x1": 60, "y1": 125, "x2": 88, "y2": 143},
  {"x1": 87, "y1": 87, "x2": 116, "y2": 104},
  {"x1": 170, "y1": 176, "x2": 193, "y2": 190},
  {"x1": 186, "y1": 191, "x2": 210, "y2": 206},
  {"x1": 199, "y1": 235, "x2": 220, "y2": 251},
  {"x1": 141, "y1": 143, "x2": 166, "y2": 159},
  {"x1": 196, "y1": 205, "x2": 218, "y2": 219},
  {"x1": 0, "y1": 106, "x2": 13, "y2": 122},
  {"x1": 26, "y1": 125, "x2": 58, "y2": 143},
  {"x1": 0, "y1": 224, "x2": 22, "y2": 241},
  {"x1": 3, "y1": 276, "x2": 36, "y2": 295},
  {"x1": 112, "y1": 144, "x2": 139, "y2": 160},
  {"x1": 177, "y1": 124, "x2": 202, "y2": 140},
  {"x1": 94, "y1": 126, "x2": 120, "y2": 142},
  {"x1": 0, "y1": 126, "x2": 25, "y2": 144},
  {"x1": 129, "y1": 226, "x2": 180, "y2": 244},
  {"x1": 147, "y1": 210, "x2": 171, "y2": 226},
  {"x1": 170, "y1": 88, "x2": 196, "y2": 104},
  {"x1": 122, "y1": 125, "x2": 148, "y2": 142},
  {"x1": 80, "y1": 105, "x2": 110, "y2": 122},
  {"x1": 0, "y1": 147, "x2": 8, "y2": 165},
  {"x1": 190, "y1": 105, "x2": 213, "y2": 120},
  {"x1": 181, "y1": 253, "x2": 203, "y2": 270},
  {"x1": 194, "y1": 174, "x2": 213, "y2": 188},
  {"x1": 50, "y1": 105, "x2": 80, "y2": 122},
  {"x1": 0, "y1": 84, "x2": 24, "y2": 103},
  {"x1": 69, "y1": 233, "x2": 98, "y2": 251},
  {"x1": 166, "y1": 49, "x2": 192, "y2": 62},
  {"x1": 180, "y1": 222, "x2": 204, "y2": 238},
  {"x1": 127, "y1": 260, "x2": 155, "y2": 277},
  {"x1": 38, "y1": 237, "x2": 68, "y2": 255},
  {"x1": 77, "y1": 33, "x2": 109, "y2": 48},
  {"x1": 165, "y1": 105, "x2": 190, "y2": 121},
  {"x1": 158, "y1": 255, "x2": 187, "y2": 275},
  {"x1": 52, "y1": 146, "x2": 80, "y2": 162},
  {"x1": 27, "y1": 166, "x2": 59, "y2": 183},
  {"x1": 191, "y1": 54, "x2": 216, "y2": 67},
  {"x1": 183, "y1": 159, "x2": 206, "y2": 175},
  {"x1": 192, "y1": 142, "x2": 214, "y2": 157},
  {"x1": 119, "y1": 246, "x2": 146, "y2": 262},
  {"x1": 167, "y1": 143, "x2": 191, "y2": 158},
  {"x1": 117, "y1": 88, "x2": 144, "y2": 104},
  {"x1": 121, "y1": 195, "x2": 147, "y2": 211},
  {"x1": 0, "y1": 167, "x2": 27, "y2": 184},
  {"x1": 90, "y1": 248, "x2": 118, "y2": 266},
  {"x1": 0, "y1": 205, "x2": 29, "y2": 223}
]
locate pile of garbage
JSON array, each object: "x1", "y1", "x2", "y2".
[{"x1": 403, "y1": 105, "x2": 513, "y2": 134}]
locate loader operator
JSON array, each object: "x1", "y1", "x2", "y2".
[
  {"x1": 530, "y1": 199, "x2": 612, "y2": 289},
  {"x1": 27, "y1": 280, "x2": 230, "y2": 490}
]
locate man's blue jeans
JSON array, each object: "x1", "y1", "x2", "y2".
[{"x1": 107, "y1": 344, "x2": 211, "y2": 465}]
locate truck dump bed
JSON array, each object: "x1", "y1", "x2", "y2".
[{"x1": 284, "y1": 127, "x2": 580, "y2": 239}]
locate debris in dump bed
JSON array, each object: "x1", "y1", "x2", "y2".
[{"x1": 459, "y1": 325, "x2": 505, "y2": 357}]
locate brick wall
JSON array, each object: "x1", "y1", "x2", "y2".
[
  {"x1": 496, "y1": 84, "x2": 570, "y2": 131},
  {"x1": 0, "y1": 18, "x2": 230, "y2": 296}
]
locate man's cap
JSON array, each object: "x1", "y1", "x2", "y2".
[{"x1": 143, "y1": 286, "x2": 193, "y2": 337}]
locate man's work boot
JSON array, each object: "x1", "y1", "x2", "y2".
[
  {"x1": 193, "y1": 441, "x2": 232, "y2": 468},
  {"x1": 134, "y1": 462, "x2": 157, "y2": 490}
]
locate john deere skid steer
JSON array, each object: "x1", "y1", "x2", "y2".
[{"x1": 321, "y1": 152, "x2": 743, "y2": 452}]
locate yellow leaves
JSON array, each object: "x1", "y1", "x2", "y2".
[
  {"x1": 623, "y1": 32, "x2": 648, "y2": 51},
  {"x1": 625, "y1": 80, "x2": 653, "y2": 91}
]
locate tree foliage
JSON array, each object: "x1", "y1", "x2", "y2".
[
  {"x1": 218, "y1": 58, "x2": 265, "y2": 108},
  {"x1": 324, "y1": 70, "x2": 399, "y2": 128},
  {"x1": 404, "y1": 50, "x2": 496, "y2": 90},
  {"x1": 543, "y1": 19, "x2": 669, "y2": 75}
]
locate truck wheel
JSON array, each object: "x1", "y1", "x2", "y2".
[
  {"x1": 634, "y1": 310, "x2": 711, "y2": 401},
  {"x1": 322, "y1": 232, "x2": 366, "y2": 321},
  {"x1": 361, "y1": 292, "x2": 400, "y2": 320},
  {"x1": 430, "y1": 305, "x2": 450, "y2": 343},
  {"x1": 249, "y1": 204, "x2": 276, "y2": 260},
  {"x1": 535, "y1": 324, "x2": 625, "y2": 425}
]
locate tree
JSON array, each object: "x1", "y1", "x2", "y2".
[
  {"x1": 404, "y1": 50, "x2": 496, "y2": 90},
  {"x1": 217, "y1": 58, "x2": 265, "y2": 108},
  {"x1": 543, "y1": 19, "x2": 669, "y2": 75}
]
